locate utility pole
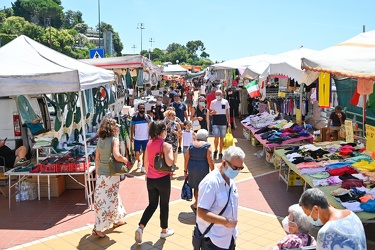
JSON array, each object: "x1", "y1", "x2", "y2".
[
  {"x1": 149, "y1": 38, "x2": 155, "y2": 48},
  {"x1": 137, "y1": 23, "x2": 145, "y2": 54},
  {"x1": 131, "y1": 45, "x2": 137, "y2": 55},
  {"x1": 98, "y1": 0, "x2": 101, "y2": 48},
  {"x1": 149, "y1": 38, "x2": 155, "y2": 60}
]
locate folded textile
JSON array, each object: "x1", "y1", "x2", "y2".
[
  {"x1": 309, "y1": 172, "x2": 330, "y2": 179},
  {"x1": 341, "y1": 201, "x2": 363, "y2": 212},
  {"x1": 296, "y1": 161, "x2": 320, "y2": 170},
  {"x1": 325, "y1": 162, "x2": 352, "y2": 170},
  {"x1": 360, "y1": 199, "x2": 375, "y2": 212},
  {"x1": 328, "y1": 166, "x2": 357, "y2": 176},
  {"x1": 339, "y1": 173, "x2": 359, "y2": 181},
  {"x1": 330, "y1": 187, "x2": 350, "y2": 196},
  {"x1": 341, "y1": 179, "x2": 364, "y2": 189},
  {"x1": 312, "y1": 179, "x2": 330, "y2": 187},
  {"x1": 327, "y1": 176, "x2": 343, "y2": 185},
  {"x1": 300, "y1": 167, "x2": 326, "y2": 175},
  {"x1": 359, "y1": 194, "x2": 374, "y2": 203}
]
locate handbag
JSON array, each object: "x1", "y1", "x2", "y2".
[
  {"x1": 108, "y1": 138, "x2": 129, "y2": 176},
  {"x1": 154, "y1": 143, "x2": 175, "y2": 173},
  {"x1": 181, "y1": 177, "x2": 193, "y2": 201},
  {"x1": 192, "y1": 187, "x2": 232, "y2": 250},
  {"x1": 192, "y1": 119, "x2": 201, "y2": 131},
  {"x1": 223, "y1": 128, "x2": 234, "y2": 148}
]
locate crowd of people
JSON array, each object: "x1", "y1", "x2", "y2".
[{"x1": 90, "y1": 79, "x2": 366, "y2": 249}]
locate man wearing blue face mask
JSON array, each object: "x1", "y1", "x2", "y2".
[
  {"x1": 195, "y1": 146, "x2": 245, "y2": 250},
  {"x1": 299, "y1": 188, "x2": 366, "y2": 250}
]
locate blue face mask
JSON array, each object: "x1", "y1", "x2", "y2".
[
  {"x1": 157, "y1": 101, "x2": 163, "y2": 105},
  {"x1": 216, "y1": 96, "x2": 221, "y2": 100},
  {"x1": 224, "y1": 164, "x2": 239, "y2": 179},
  {"x1": 199, "y1": 102, "x2": 205, "y2": 107}
]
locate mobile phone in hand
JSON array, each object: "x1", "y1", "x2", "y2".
[{"x1": 3, "y1": 138, "x2": 7, "y2": 142}]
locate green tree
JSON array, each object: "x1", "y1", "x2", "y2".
[
  {"x1": 63, "y1": 10, "x2": 83, "y2": 29},
  {"x1": 166, "y1": 42, "x2": 184, "y2": 54},
  {"x1": 0, "y1": 16, "x2": 26, "y2": 35},
  {"x1": 73, "y1": 23, "x2": 88, "y2": 34},
  {"x1": 97, "y1": 21, "x2": 123, "y2": 56}
]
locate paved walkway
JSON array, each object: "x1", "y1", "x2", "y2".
[{"x1": 1, "y1": 121, "x2": 375, "y2": 249}]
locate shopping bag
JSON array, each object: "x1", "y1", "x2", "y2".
[
  {"x1": 223, "y1": 128, "x2": 234, "y2": 148},
  {"x1": 181, "y1": 178, "x2": 192, "y2": 201}
]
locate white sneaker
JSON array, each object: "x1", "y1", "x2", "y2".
[
  {"x1": 160, "y1": 228, "x2": 174, "y2": 239},
  {"x1": 135, "y1": 227, "x2": 143, "y2": 243},
  {"x1": 141, "y1": 166, "x2": 145, "y2": 173},
  {"x1": 137, "y1": 162, "x2": 141, "y2": 169}
]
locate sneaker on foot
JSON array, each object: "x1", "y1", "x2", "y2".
[
  {"x1": 17, "y1": 158, "x2": 31, "y2": 166},
  {"x1": 137, "y1": 162, "x2": 141, "y2": 169},
  {"x1": 135, "y1": 227, "x2": 143, "y2": 243},
  {"x1": 160, "y1": 228, "x2": 174, "y2": 239},
  {"x1": 219, "y1": 153, "x2": 223, "y2": 160},
  {"x1": 213, "y1": 151, "x2": 218, "y2": 159},
  {"x1": 178, "y1": 146, "x2": 182, "y2": 153},
  {"x1": 141, "y1": 166, "x2": 145, "y2": 173}
]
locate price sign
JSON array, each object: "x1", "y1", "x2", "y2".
[
  {"x1": 344, "y1": 120, "x2": 353, "y2": 143},
  {"x1": 365, "y1": 124, "x2": 375, "y2": 151},
  {"x1": 278, "y1": 91, "x2": 286, "y2": 97}
]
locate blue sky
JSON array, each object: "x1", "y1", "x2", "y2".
[{"x1": 3, "y1": 0, "x2": 375, "y2": 62}]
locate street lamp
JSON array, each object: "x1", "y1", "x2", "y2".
[
  {"x1": 137, "y1": 23, "x2": 145, "y2": 54},
  {"x1": 98, "y1": 0, "x2": 101, "y2": 48},
  {"x1": 131, "y1": 45, "x2": 137, "y2": 55},
  {"x1": 176, "y1": 60, "x2": 179, "y2": 64}
]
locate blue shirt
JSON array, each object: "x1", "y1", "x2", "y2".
[{"x1": 170, "y1": 102, "x2": 186, "y2": 122}]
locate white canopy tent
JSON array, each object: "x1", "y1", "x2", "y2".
[
  {"x1": 161, "y1": 64, "x2": 188, "y2": 75},
  {"x1": 301, "y1": 30, "x2": 375, "y2": 83},
  {"x1": 0, "y1": 35, "x2": 115, "y2": 96}
]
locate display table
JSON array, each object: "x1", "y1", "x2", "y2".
[
  {"x1": 5, "y1": 165, "x2": 95, "y2": 209},
  {"x1": 243, "y1": 124, "x2": 314, "y2": 150},
  {"x1": 273, "y1": 148, "x2": 375, "y2": 222}
]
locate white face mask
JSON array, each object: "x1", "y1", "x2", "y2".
[
  {"x1": 307, "y1": 209, "x2": 323, "y2": 227},
  {"x1": 216, "y1": 95, "x2": 221, "y2": 100},
  {"x1": 281, "y1": 217, "x2": 290, "y2": 233}
]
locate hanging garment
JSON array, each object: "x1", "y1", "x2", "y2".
[
  {"x1": 357, "y1": 78, "x2": 374, "y2": 95},
  {"x1": 318, "y1": 72, "x2": 331, "y2": 108}
]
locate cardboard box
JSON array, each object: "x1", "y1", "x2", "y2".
[
  {"x1": 285, "y1": 171, "x2": 305, "y2": 186},
  {"x1": 251, "y1": 136, "x2": 260, "y2": 146},
  {"x1": 28, "y1": 175, "x2": 65, "y2": 197},
  {"x1": 65, "y1": 175, "x2": 85, "y2": 190}
]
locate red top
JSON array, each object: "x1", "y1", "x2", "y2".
[
  {"x1": 147, "y1": 138, "x2": 170, "y2": 179},
  {"x1": 206, "y1": 92, "x2": 216, "y2": 109}
]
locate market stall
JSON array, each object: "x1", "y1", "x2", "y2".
[
  {"x1": 0, "y1": 35, "x2": 115, "y2": 208},
  {"x1": 274, "y1": 141, "x2": 375, "y2": 222}
]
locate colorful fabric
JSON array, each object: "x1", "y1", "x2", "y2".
[
  {"x1": 94, "y1": 175, "x2": 126, "y2": 231},
  {"x1": 273, "y1": 233, "x2": 316, "y2": 250},
  {"x1": 357, "y1": 78, "x2": 374, "y2": 95},
  {"x1": 245, "y1": 80, "x2": 261, "y2": 98},
  {"x1": 318, "y1": 72, "x2": 331, "y2": 108}
]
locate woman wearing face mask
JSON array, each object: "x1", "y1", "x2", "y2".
[
  {"x1": 299, "y1": 188, "x2": 366, "y2": 250},
  {"x1": 190, "y1": 96, "x2": 209, "y2": 132},
  {"x1": 150, "y1": 96, "x2": 166, "y2": 121},
  {"x1": 271, "y1": 204, "x2": 316, "y2": 250},
  {"x1": 163, "y1": 109, "x2": 182, "y2": 164}
]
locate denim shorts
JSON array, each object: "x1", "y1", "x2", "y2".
[
  {"x1": 213, "y1": 125, "x2": 227, "y2": 138},
  {"x1": 183, "y1": 146, "x2": 189, "y2": 154}
]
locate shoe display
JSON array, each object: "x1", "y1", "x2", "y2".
[
  {"x1": 137, "y1": 162, "x2": 141, "y2": 169},
  {"x1": 135, "y1": 227, "x2": 143, "y2": 243},
  {"x1": 17, "y1": 158, "x2": 31, "y2": 166},
  {"x1": 213, "y1": 151, "x2": 218, "y2": 159},
  {"x1": 141, "y1": 167, "x2": 145, "y2": 173},
  {"x1": 160, "y1": 228, "x2": 174, "y2": 239}
]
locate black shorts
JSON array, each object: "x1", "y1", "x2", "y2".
[{"x1": 0, "y1": 146, "x2": 15, "y2": 169}]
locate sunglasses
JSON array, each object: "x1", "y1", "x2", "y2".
[{"x1": 226, "y1": 160, "x2": 244, "y2": 171}]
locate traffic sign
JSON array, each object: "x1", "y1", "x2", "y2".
[{"x1": 89, "y1": 48, "x2": 104, "y2": 59}]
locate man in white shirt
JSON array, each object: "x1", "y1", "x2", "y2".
[
  {"x1": 196, "y1": 146, "x2": 245, "y2": 250},
  {"x1": 209, "y1": 90, "x2": 230, "y2": 159}
]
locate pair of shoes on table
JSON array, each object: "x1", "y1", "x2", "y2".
[
  {"x1": 17, "y1": 158, "x2": 31, "y2": 166},
  {"x1": 160, "y1": 228, "x2": 174, "y2": 239},
  {"x1": 92, "y1": 228, "x2": 106, "y2": 238}
]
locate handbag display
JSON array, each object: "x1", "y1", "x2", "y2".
[
  {"x1": 154, "y1": 143, "x2": 175, "y2": 173},
  {"x1": 108, "y1": 137, "x2": 129, "y2": 176},
  {"x1": 223, "y1": 128, "x2": 234, "y2": 148},
  {"x1": 181, "y1": 178, "x2": 193, "y2": 201},
  {"x1": 192, "y1": 187, "x2": 232, "y2": 250}
]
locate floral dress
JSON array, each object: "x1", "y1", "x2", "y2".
[{"x1": 94, "y1": 137, "x2": 127, "y2": 231}]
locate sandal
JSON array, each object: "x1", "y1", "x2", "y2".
[
  {"x1": 190, "y1": 204, "x2": 197, "y2": 214},
  {"x1": 113, "y1": 221, "x2": 126, "y2": 228},
  {"x1": 92, "y1": 228, "x2": 106, "y2": 238}
]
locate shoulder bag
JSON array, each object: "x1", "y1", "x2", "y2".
[
  {"x1": 192, "y1": 186, "x2": 232, "y2": 250},
  {"x1": 108, "y1": 137, "x2": 129, "y2": 176},
  {"x1": 154, "y1": 142, "x2": 175, "y2": 173}
]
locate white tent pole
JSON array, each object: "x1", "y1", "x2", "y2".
[{"x1": 78, "y1": 90, "x2": 92, "y2": 209}]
